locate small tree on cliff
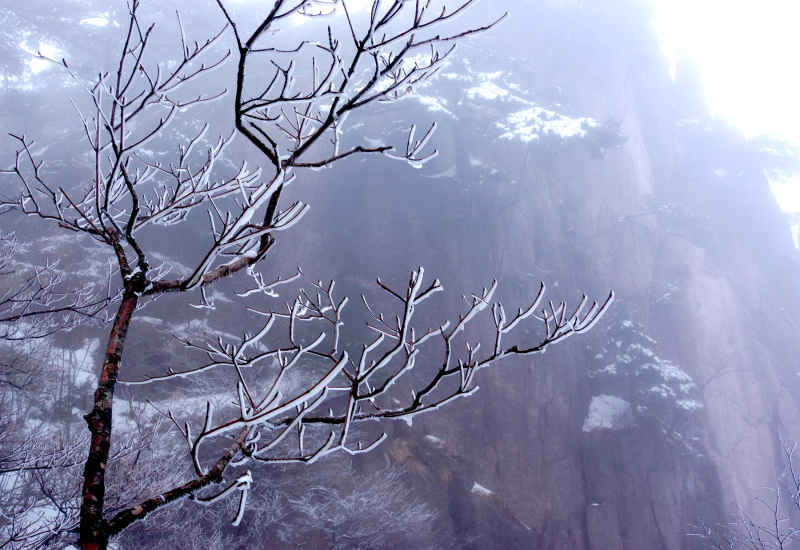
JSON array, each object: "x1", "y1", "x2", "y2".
[
  {"x1": 1, "y1": 1, "x2": 612, "y2": 548},
  {"x1": 691, "y1": 443, "x2": 800, "y2": 549}
]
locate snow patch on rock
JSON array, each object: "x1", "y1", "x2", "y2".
[
  {"x1": 471, "y1": 482, "x2": 493, "y2": 497},
  {"x1": 582, "y1": 394, "x2": 633, "y2": 432}
]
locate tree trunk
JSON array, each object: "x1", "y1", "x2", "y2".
[
  {"x1": 79, "y1": 293, "x2": 138, "y2": 550},
  {"x1": 104, "y1": 427, "x2": 250, "y2": 538}
]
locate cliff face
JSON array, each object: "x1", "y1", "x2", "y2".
[{"x1": 272, "y1": 1, "x2": 800, "y2": 547}]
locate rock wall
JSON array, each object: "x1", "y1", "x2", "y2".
[{"x1": 266, "y1": 1, "x2": 800, "y2": 547}]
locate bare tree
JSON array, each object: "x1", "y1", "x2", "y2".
[
  {"x1": 1, "y1": 1, "x2": 612, "y2": 549},
  {"x1": 0, "y1": 340, "x2": 175, "y2": 549},
  {"x1": 115, "y1": 463, "x2": 441, "y2": 549},
  {"x1": 0, "y1": 232, "x2": 113, "y2": 341},
  {"x1": 690, "y1": 444, "x2": 800, "y2": 549}
]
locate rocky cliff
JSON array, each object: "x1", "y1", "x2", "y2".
[{"x1": 267, "y1": 1, "x2": 800, "y2": 547}]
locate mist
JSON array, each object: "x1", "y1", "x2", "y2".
[{"x1": 2, "y1": 1, "x2": 800, "y2": 548}]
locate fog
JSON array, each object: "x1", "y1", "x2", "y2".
[{"x1": 2, "y1": 1, "x2": 800, "y2": 548}]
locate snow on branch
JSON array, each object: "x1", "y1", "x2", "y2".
[
  {"x1": 0, "y1": 232, "x2": 115, "y2": 340},
  {"x1": 0, "y1": 0, "x2": 260, "y2": 299},
  {"x1": 0, "y1": 1, "x2": 573, "y2": 544},
  {"x1": 217, "y1": 0, "x2": 505, "y2": 172},
  {"x1": 1, "y1": 0, "x2": 505, "y2": 309},
  {"x1": 129, "y1": 266, "x2": 610, "y2": 526}
]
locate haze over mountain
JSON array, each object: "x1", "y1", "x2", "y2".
[{"x1": 2, "y1": 1, "x2": 800, "y2": 548}]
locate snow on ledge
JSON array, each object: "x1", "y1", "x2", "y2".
[
  {"x1": 471, "y1": 482, "x2": 494, "y2": 497},
  {"x1": 497, "y1": 106, "x2": 597, "y2": 143},
  {"x1": 80, "y1": 16, "x2": 110, "y2": 27},
  {"x1": 582, "y1": 394, "x2": 633, "y2": 432}
]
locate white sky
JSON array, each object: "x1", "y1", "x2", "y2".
[{"x1": 650, "y1": 0, "x2": 800, "y2": 212}]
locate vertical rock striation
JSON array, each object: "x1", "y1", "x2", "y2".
[{"x1": 271, "y1": 0, "x2": 800, "y2": 547}]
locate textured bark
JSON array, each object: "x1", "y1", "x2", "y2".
[
  {"x1": 79, "y1": 293, "x2": 138, "y2": 550},
  {"x1": 146, "y1": 234, "x2": 274, "y2": 295},
  {"x1": 105, "y1": 427, "x2": 250, "y2": 538}
]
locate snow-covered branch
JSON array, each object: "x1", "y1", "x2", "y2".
[
  {"x1": 0, "y1": 232, "x2": 114, "y2": 340},
  {"x1": 129, "y1": 266, "x2": 610, "y2": 526},
  {"x1": 219, "y1": 0, "x2": 504, "y2": 173}
]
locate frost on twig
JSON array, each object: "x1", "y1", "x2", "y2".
[
  {"x1": 0, "y1": 354, "x2": 175, "y2": 549},
  {"x1": 384, "y1": 123, "x2": 440, "y2": 168},
  {"x1": 218, "y1": 0, "x2": 506, "y2": 173},
  {"x1": 0, "y1": 0, "x2": 297, "y2": 300},
  {"x1": 0, "y1": 232, "x2": 114, "y2": 340},
  {"x1": 0, "y1": 0, "x2": 589, "y2": 544},
  {"x1": 121, "y1": 266, "x2": 611, "y2": 525}
]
